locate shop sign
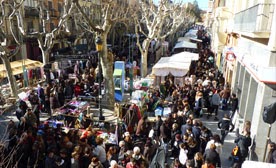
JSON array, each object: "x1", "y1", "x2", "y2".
[
  {"x1": 225, "y1": 51, "x2": 235, "y2": 61},
  {"x1": 249, "y1": 62, "x2": 259, "y2": 73}
]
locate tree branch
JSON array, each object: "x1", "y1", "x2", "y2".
[{"x1": 73, "y1": 0, "x2": 103, "y2": 33}]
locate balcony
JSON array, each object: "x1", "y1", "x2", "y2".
[{"x1": 234, "y1": 3, "x2": 274, "y2": 38}]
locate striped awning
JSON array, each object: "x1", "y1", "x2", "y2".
[{"x1": 0, "y1": 59, "x2": 43, "y2": 78}]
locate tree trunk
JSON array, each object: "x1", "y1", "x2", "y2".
[
  {"x1": 1, "y1": 55, "x2": 18, "y2": 97},
  {"x1": 41, "y1": 50, "x2": 51, "y2": 83},
  {"x1": 42, "y1": 50, "x2": 50, "y2": 65},
  {"x1": 141, "y1": 39, "x2": 151, "y2": 77},
  {"x1": 101, "y1": 33, "x2": 115, "y2": 110}
]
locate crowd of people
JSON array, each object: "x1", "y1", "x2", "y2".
[{"x1": 1, "y1": 28, "x2": 275, "y2": 168}]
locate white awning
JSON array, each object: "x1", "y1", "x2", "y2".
[
  {"x1": 152, "y1": 52, "x2": 198, "y2": 77},
  {"x1": 173, "y1": 41, "x2": 197, "y2": 50},
  {"x1": 177, "y1": 37, "x2": 190, "y2": 42},
  {"x1": 171, "y1": 51, "x2": 199, "y2": 61}
]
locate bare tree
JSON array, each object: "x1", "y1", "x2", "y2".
[
  {"x1": 0, "y1": 0, "x2": 25, "y2": 97},
  {"x1": 133, "y1": 0, "x2": 195, "y2": 77},
  {"x1": 72, "y1": 0, "x2": 131, "y2": 109},
  {"x1": 16, "y1": 0, "x2": 76, "y2": 65}
]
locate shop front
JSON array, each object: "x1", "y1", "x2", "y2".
[{"x1": 0, "y1": 59, "x2": 43, "y2": 93}]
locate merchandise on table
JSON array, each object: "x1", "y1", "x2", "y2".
[{"x1": 54, "y1": 100, "x2": 89, "y2": 115}]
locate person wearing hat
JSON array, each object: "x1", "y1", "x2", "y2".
[
  {"x1": 125, "y1": 147, "x2": 148, "y2": 168},
  {"x1": 118, "y1": 141, "x2": 126, "y2": 165},
  {"x1": 132, "y1": 146, "x2": 142, "y2": 161},
  {"x1": 123, "y1": 132, "x2": 134, "y2": 151},
  {"x1": 109, "y1": 160, "x2": 123, "y2": 168}
]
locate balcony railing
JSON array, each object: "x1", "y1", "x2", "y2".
[{"x1": 234, "y1": 3, "x2": 274, "y2": 33}]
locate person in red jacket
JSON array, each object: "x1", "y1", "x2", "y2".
[{"x1": 74, "y1": 82, "x2": 82, "y2": 97}]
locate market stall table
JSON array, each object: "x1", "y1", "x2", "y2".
[{"x1": 54, "y1": 100, "x2": 90, "y2": 116}]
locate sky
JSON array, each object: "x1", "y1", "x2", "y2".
[
  {"x1": 182, "y1": 0, "x2": 209, "y2": 10},
  {"x1": 153, "y1": 0, "x2": 209, "y2": 11}
]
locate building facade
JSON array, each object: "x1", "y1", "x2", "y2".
[{"x1": 209, "y1": 0, "x2": 276, "y2": 162}]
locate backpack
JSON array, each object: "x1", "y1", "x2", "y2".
[
  {"x1": 232, "y1": 146, "x2": 239, "y2": 156},
  {"x1": 231, "y1": 145, "x2": 241, "y2": 162},
  {"x1": 263, "y1": 102, "x2": 276, "y2": 124}
]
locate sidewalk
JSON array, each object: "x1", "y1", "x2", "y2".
[{"x1": 201, "y1": 108, "x2": 238, "y2": 168}]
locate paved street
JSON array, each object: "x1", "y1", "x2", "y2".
[{"x1": 201, "y1": 109, "x2": 236, "y2": 168}]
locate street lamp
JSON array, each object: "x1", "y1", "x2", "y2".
[{"x1": 96, "y1": 36, "x2": 105, "y2": 121}]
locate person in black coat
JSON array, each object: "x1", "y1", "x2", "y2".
[
  {"x1": 160, "y1": 120, "x2": 171, "y2": 143},
  {"x1": 154, "y1": 115, "x2": 163, "y2": 138},
  {"x1": 200, "y1": 126, "x2": 213, "y2": 154},
  {"x1": 230, "y1": 93, "x2": 239, "y2": 118},
  {"x1": 45, "y1": 148, "x2": 56, "y2": 168},
  {"x1": 203, "y1": 143, "x2": 221, "y2": 167},
  {"x1": 218, "y1": 114, "x2": 234, "y2": 144},
  {"x1": 16, "y1": 105, "x2": 25, "y2": 121},
  {"x1": 234, "y1": 130, "x2": 252, "y2": 166},
  {"x1": 171, "y1": 134, "x2": 183, "y2": 159},
  {"x1": 192, "y1": 120, "x2": 201, "y2": 145}
]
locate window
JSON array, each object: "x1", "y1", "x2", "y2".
[
  {"x1": 58, "y1": 3, "x2": 63, "y2": 12},
  {"x1": 50, "y1": 22, "x2": 55, "y2": 31},
  {"x1": 48, "y1": 1, "x2": 53, "y2": 10},
  {"x1": 27, "y1": 22, "x2": 34, "y2": 32}
]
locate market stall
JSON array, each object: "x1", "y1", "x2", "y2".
[
  {"x1": 151, "y1": 52, "x2": 199, "y2": 86},
  {"x1": 54, "y1": 100, "x2": 90, "y2": 116},
  {"x1": 151, "y1": 57, "x2": 191, "y2": 77},
  {"x1": 0, "y1": 59, "x2": 43, "y2": 78},
  {"x1": 0, "y1": 59, "x2": 44, "y2": 104},
  {"x1": 172, "y1": 40, "x2": 198, "y2": 54}
]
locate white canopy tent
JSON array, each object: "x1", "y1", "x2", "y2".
[
  {"x1": 152, "y1": 52, "x2": 198, "y2": 77},
  {"x1": 184, "y1": 29, "x2": 198, "y2": 38},
  {"x1": 177, "y1": 37, "x2": 190, "y2": 42},
  {"x1": 173, "y1": 40, "x2": 197, "y2": 50},
  {"x1": 171, "y1": 52, "x2": 199, "y2": 61}
]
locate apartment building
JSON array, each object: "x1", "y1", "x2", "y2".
[
  {"x1": 23, "y1": 0, "x2": 65, "y2": 60},
  {"x1": 209, "y1": 0, "x2": 276, "y2": 161}
]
